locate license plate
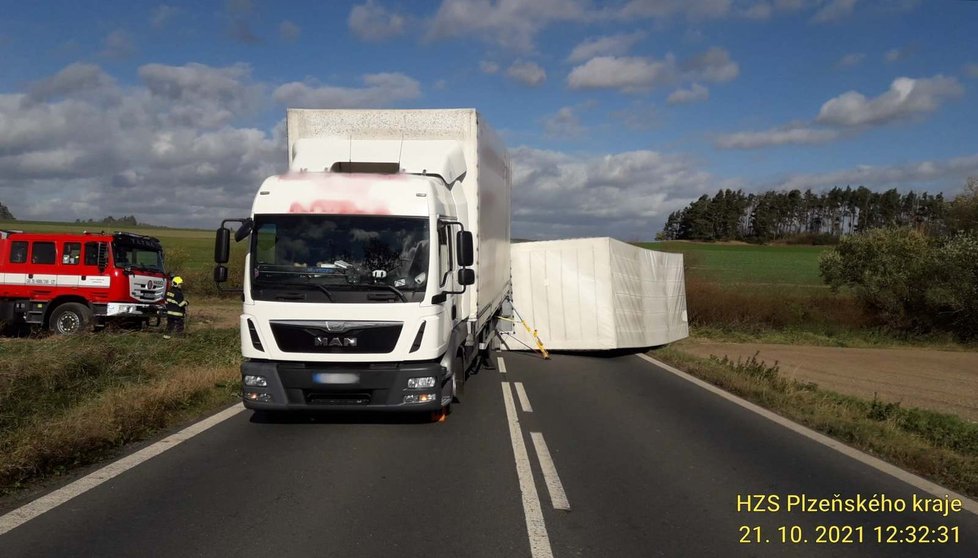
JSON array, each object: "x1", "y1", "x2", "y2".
[{"x1": 313, "y1": 372, "x2": 359, "y2": 385}]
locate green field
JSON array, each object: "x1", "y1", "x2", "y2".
[{"x1": 639, "y1": 241, "x2": 830, "y2": 287}]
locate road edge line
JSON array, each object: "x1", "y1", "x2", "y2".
[
  {"x1": 501, "y1": 382, "x2": 554, "y2": 558},
  {"x1": 0, "y1": 403, "x2": 246, "y2": 536},
  {"x1": 636, "y1": 353, "x2": 978, "y2": 516}
]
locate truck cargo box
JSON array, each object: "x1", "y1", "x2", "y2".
[{"x1": 506, "y1": 237, "x2": 688, "y2": 351}]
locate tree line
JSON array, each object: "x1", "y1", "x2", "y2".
[
  {"x1": 0, "y1": 201, "x2": 14, "y2": 220},
  {"x1": 659, "y1": 181, "x2": 978, "y2": 242}
]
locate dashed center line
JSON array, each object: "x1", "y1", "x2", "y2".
[
  {"x1": 514, "y1": 382, "x2": 533, "y2": 413},
  {"x1": 530, "y1": 432, "x2": 570, "y2": 511},
  {"x1": 497, "y1": 356, "x2": 507, "y2": 374},
  {"x1": 501, "y1": 382, "x2": 554, "y2": 558}
]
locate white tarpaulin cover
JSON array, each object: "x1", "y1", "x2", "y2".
[{"x1": 506, "y1": 237, "x2": 688, "y2": 351}]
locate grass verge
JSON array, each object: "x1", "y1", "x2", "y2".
[
  {"x1": 0, "y1": 329, "x2": 241, "y2": 495},
  {"x1": 650, "y1": 346, "x2": 978, "y2": 499}
]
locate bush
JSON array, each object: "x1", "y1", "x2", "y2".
[{"x1": 819, "y1": 228, "x2": 978, "y2": 339}]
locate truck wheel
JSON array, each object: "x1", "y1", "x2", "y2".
[{"x1": 49, "y1": 303, "x2": 93, "y2": 335}]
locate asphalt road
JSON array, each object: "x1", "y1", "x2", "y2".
[{"x1": 2, "y1": 351, "x2": 977, "y2": 557}]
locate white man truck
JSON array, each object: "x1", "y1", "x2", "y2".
[{"x1": 214, "y1": 109, "x2": 511, "y2": 414}]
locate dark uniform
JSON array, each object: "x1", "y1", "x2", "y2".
[{"x1": 164, "y1": 279, "x2": 189, "y2": 338}]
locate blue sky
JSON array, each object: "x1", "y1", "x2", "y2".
[{"x1": 1, "y1": 0, "x2": 976, "y2": 240}]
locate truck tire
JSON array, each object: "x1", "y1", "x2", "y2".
[{"x1": 49, "y1": 303, "x2": 93, "y2": 335}]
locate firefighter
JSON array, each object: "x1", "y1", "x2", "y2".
[{"x1": 164, "y1": 276, "x2": 189, "y2": 339}]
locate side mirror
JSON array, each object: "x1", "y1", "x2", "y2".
[
  {"x1": 214, "y1": 265, "x2": 228, "y2": 283},
  {"x1": 456, "y1": 230, "x2": 474, "y2": 267},
  {"x1": 457, "y1": 268, "x2": 475, "y2": 286},
  {"x1": 215, "y1": 228, "x2": 230, "y2": 264}
]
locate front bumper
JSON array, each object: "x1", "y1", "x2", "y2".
[
  {"x1": 241, "y1": 359, "x2": 451, "y2": 412},
  {"x1": 98, "y1": 302, "x2": 165, "y2": 318}
]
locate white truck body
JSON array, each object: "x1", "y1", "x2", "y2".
[
  {"x1": 229, "y1": 109, "x2": 511, "y2": 412},
  {"x1": 506, "y1": 238, "x2": 688, "y2": 351}
]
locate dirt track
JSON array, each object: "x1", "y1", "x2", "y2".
[{"x1": 678, "y1": 340, "x2": 978, "y2": 421}]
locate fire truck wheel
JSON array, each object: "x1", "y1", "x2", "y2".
[{"x1": 49, "y1": 303, "x2": 93, "y2": 335}]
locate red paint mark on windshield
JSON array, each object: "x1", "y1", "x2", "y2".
[{"x1": 289, "y1": 200, "x2": 391, "y2": 214}]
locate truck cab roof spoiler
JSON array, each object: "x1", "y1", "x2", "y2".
[{"x1": 291, "y1": 138, "x2": 468, "y2": 186}]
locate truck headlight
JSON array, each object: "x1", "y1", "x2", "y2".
[
  {"x1": 407, "y1": 376, "x2": 436, "y2": 389},
  {"x1": 243, "y1": 375, "x2": 268, "y2": 387}
]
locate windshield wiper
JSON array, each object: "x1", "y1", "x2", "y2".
[
  {"x1": 255, "y1": 280, "x2": 334, "y2": 301},
  {"x1": 357, "y1": 283, "x2": 408, "y2": 302}
]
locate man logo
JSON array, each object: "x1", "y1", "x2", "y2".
[{"x1": 314, "y1": 336, "x2": 357, "y2": 348}]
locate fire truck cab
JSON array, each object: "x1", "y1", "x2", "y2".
[{"x1": 0, "y1": 230, "x2": 168, "y2": 334}]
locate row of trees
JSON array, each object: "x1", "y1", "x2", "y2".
[
  {"x1": 660, "y1": 181, "x2": 978, "y2": 242},
  {"x1": 73, "y1": 215, "x2": 144, "y2": 226},
  {"x1": 0, "y1": 201, "x2": 14, "y2": 220}
]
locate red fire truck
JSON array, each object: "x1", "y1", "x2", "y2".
[{"x1": 0, "y1": 230, "x2": 169, "y2": 334}]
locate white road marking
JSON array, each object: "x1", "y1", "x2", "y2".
[
  {"x1": 0, "y1": 403, "x2": 246, "y2": 536},
  {"x1": 501, "y1": 382, "x2": 554, "y2": 558},
  {"x1": 514, "y1": 382, "x2": 533, "y2": 413},
  {"x1": 498, "y1": 356, "x2": 507, "y2": 374},
  {"x1": 637, "y1": 353, "x2": 978, "y2": 516},
  {"x1": 530, "y1": 433, "x2": 570, "y2": 511}
]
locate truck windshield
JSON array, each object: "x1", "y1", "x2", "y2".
[
  {"x1": 251, "y1": 215, "x2": 429, "y2": 303},
  {"x1": 113, "y1": 242, "x2": 164, "y2": 272}
]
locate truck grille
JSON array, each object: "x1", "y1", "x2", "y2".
[
  {"x1": 270, "y1": 320, "x2": 402, "y2": 354},
  {"x1": 131, "y1": 275, "x2": 166, "y2": 303}
]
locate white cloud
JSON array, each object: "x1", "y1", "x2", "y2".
[
  {"x1": 542, "y1": 107, "x2": 584, "y2": 137},
  {"x1": 816, "y1": 75, "x2": 963, "y2": 127},
  {"x1": 811, "y1": 0, "x2": 857, "y2": 23},
  {"x1": 836, "y1": 52, "x2": 864, "y2": 68},
  {"x1": 618, "y1": 0, "x2": 733, "y2": 20},
  {"x1": 480, "y1": 60, "x2": 500, "y2": 74},
  {"x1": 567, "y1": 32, "x2": 645, "y2": 63},
  {"x1": 0, "y1": 62, "x2": 281, "y2": 228},
  {"x1": 567, "y1": 47, "x2": 737, "y2": 92},
  {"x1": 273, "y1": 73, "x2": 421, "y2": 108},
  {"x1": 772, "y1": 153, "x2": 978, "y2": 193},
  {"x1": 279, "y1": 20, "x2": 301, "y2": 42},
  {"x1": 427, "y1": 0, "x2": 591, "y2": 51},
  {"x1": 715, "y1": 125, "x2": 840, "y2": 149},
  {"x1": 151, "y1": 5, "x2": 180, "y2": 29},
  {"x1": 718, "y1": 75, "x2": 964, "y2": 150},
  {"x1": 349, "y1": 1, "x2": 406, "y2": 41},
  {"x1": 101, "y1": 30, "x2": 134, "y2": 59},
  {"x1": 511, "y1": 146, "x2": 721, "y2": 239},
  {"x1": 667, "y1": 83, "x2": 709, "y2": 104},
  {"x1": 507, "y1": 61, "x2": 547, "y2": 86}
]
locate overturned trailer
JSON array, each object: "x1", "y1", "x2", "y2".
[{"x1": 506, "y1": 237, "x2": 688, "y2": 351}]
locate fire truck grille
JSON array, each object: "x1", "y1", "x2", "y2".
[{"x1": 131, "y1": 276, "x2": 166, "y2": 303}]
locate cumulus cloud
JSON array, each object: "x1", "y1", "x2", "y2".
[
  {"x1": 480, "y1": 60, "x2": 500, "y2": 74},
  {"x1": 836, "y1": 52, "x2": 864, "y2": 68},
  {"x1": 0, "y1": 62, "x2": 281, "y2": 228},
  {"x1": 617, "y1": 0, "x2": 733, "y2": 20},
  {"x1": 811, "y1": 0, "x2": 857, "y2": 23},
  {"x1": 511, "y1": 146, "x2": 722, "y2": 239},
  {"x1": 542, "y1": 107, "x2": 584, "y2": 138},
  {"x1": 772, "y1": 153, "x2": 978, "y2": 193},
  {"x1": 273, "y1": 73, "x2": 421, "y2": 108},
  {"x1": 151, "y1": 5, "x2": 180, "y2": 29},
  {"x1": 279, "y1": 20, "x2": 301, "y2": 41},
  {"x1": 715, "y1": 125, "x2": 840, "y2": 149},
  {"x1": 567, "y1": 32, "x2": 645, "y2": 63},
  {"x1": 667, "y1": 83, "x2": 709, "y2": 104},
  {"x1": 507, "y1": 61, "x2": 546, "y2": 86},
  {"x1": 717, "y1": 75, "x2": 963, "y2": 150},
  {"x1": 101, "y1": 30, "x2": 135, "y2": 59},
  {"x1": 567, "y1": 47, "x2": 737, "y2": 92},
  {"x1": 427, "y1": 0, "x2": 591, "y2": 51},
  {"x1": 349, "y1": 1, "x2": 406, "y2": 41},
  {"x1": 815, "y1": 75, "x2": 963, "y2": 127}
]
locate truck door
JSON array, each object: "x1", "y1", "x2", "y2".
[
  {"x1": 80, "y1": 241, "x2": 110, "y2": 290},
  {"x1": 57, "y1": 241, "x2": 82, "y2": 288},
  {"x1": 28, "y1": 240, "x2": 59, "y2": 289}
]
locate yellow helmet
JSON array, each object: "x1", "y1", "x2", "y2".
[{"x1": 172, "y1": 276, "x2": 184, "y2": 286}]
